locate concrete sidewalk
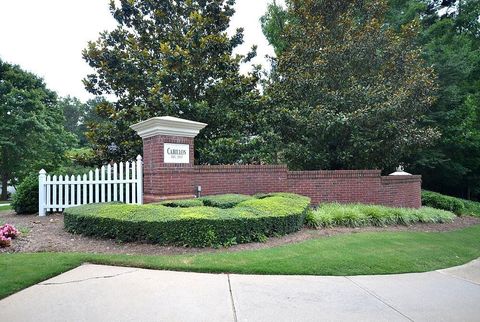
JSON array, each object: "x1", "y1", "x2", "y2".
[{"x1": 1, "y1": 259, "x2": 479, "y2": 322}]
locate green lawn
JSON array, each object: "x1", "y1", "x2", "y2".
[
  {"x1": 0, "y1": 204, "x2": 12, "y2": 212},
  {"x1": 1, "y1": 224, "x2": 480, "y2": 300}
]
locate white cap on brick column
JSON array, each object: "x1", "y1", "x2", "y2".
[
  {"x1": 130, "y1": 116, "x2": 207, "y2": 139},
  {"x1": 389, "y1": 165, "x2": 412, "y2": 176}
]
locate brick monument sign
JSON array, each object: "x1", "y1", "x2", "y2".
[{"x1": 131, "y1": 116, "x2": 421, "y2": 208}]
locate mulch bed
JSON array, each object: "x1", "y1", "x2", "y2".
[{"x1": 1, "y1": 210, "x2": 479, "y2": 256}]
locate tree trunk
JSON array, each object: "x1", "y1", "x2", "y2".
[{"x1": 1, "y1": 173, "x2": 8, "y2": 201}]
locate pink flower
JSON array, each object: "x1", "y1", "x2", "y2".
[{"x1": 0, "y1": 224, "x2": 19, "y2": 239}]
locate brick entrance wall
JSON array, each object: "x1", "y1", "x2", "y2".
[
  {"x1": 143, "y1": 160, "x2": 422, "y2": 208},
  {"x1": 133, "y1": 118, "x2": 422, "y2": 209}
]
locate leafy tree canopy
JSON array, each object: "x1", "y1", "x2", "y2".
[
  {"x1": 390, "y1": 0, "x2": 480, "y2": 199},
  {"x1": 0, "y1": 60, "x2": 75, "y2": 199},
  {"x1": 83, "y1": 0, "x2": 263, "y2": 164},
  {"x1": 263, "y1": 0, "x2": 438, "y2": 171}
]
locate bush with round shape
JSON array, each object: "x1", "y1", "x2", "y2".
[
  {"x1": 64, "y1": 193, "x2": 311, "y2": 247},
  {"x1": 12, "y1": 174, "x2": 38, "y2": 214}
]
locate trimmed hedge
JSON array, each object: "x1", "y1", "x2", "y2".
[
  {"x1": 64, "y1": 193, "x2": 311, "y2": 247},
  {"x1": 421, "y1": 190, "x2": 480, "y2": 217},
  {"x1": 200, "y1": 194, "x2": 253, "y2": 208},
  {"x1": 159, "y1": 199, "x2": 204, "y2": 208},
  {"x1": 307, "y1": 203, "x2": 455, "y2": 228},
  {"x1": 158, "y1": 194, "x2": 253, "y2": 208},
  {"x1": 421, "y1": 190, "x2": 465, "y2": 215}
]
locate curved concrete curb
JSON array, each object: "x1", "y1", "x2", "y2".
[
  {"x1": 1, "y1": 259, "x2": 479, "y2": 322},
  {"x1": 437, "y1": 258, "x2": 480, "y2": 285}
]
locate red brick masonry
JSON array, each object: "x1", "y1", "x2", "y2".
[{"x1": 143, "y1": 164, "x2": 422, "y2": 208}]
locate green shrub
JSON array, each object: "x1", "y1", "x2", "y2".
[
  {"x1": 64, "y1": 193, "x2": 311, "y2": 247},
  {"x1": 159, "y1": 199, "x2": 204, "y2": 208},
  {"x1": 12, "y1": 174, "x2": 38, "y2": 214},
  {"x1": 309, "y1": 203, "x2": 455, "y2": 228},
  {"x1": 421, "y1": 190, "x2": 465, "y2": 215},
  {"x1": 159, "y1": 194, "x2": 254, "y2": 209},
  {"x1": 421, "y1": 190, "x2": 480, "y2": 217},
  {"x1": 462, "y1": 199, "x2": 480, "y2": 217},
  {"x1": 199, "y1": 194, "x2": 253, "y2": 208},
  {"x1": 255, "y1": 192, "x2": 304, "y2": 200}
]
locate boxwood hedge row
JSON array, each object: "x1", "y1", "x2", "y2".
[
  {"x1": 421, "y1": 190, "x2": 465, "y2": 215},
  {"x1": 64, "y1": 193, "x2": 310, "y2": 247}
]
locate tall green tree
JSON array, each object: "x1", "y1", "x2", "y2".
[
  {"x1": 58, "y1": 96, "x2": 90, "y2": 146},
  {"x1": 260, "y1": 0, "x2": 289, "y2": 56},
  {"x1": 83, "y1": 0, "x2": 263, "y2": 164},
  {"x1": 264, "y1": 0, "x2": 437, "y2": 171},
  {"x1": 390, "y1": 0, "x2": 480, "y2": 199},
  {"x1": 0, "y1": 60, "x2": 75, "y2": 200}
]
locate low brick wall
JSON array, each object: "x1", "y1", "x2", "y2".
[{"x1": 144, "y1": 165, "x2": 422, "y2": 208}]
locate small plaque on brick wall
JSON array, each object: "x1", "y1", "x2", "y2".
[{"x1": 164, "y1": 143, "x2": 189, "y2": 164}]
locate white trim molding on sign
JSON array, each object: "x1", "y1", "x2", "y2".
[{"x1": 164, "y1": 143, "x2": 190, "y2": 164}]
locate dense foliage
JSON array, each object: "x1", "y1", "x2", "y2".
[
  {"x1": 422, "y1": 190, "x2": 480, "y2": 217},
  {"x1": 160, "y1": 194, "x2": 254, "y2": 208},
  {"x1": 59, "y1": 96, "x2": 107, "y2": 149},
  {"x1": 11, "y1": 174, "x2": 38, "y2": 214},
  {"x1": 4, "y1": 0, "x2": 479, "y2": 205},
  {"x1": 260, "y1": 0, "x2": 480, "y2": 199},
  {"x1": 393, "y1": 0, "x2": 480, "y2": 199},
  {"x1": 421, "y1": 190, "x2": 466, "y2": 214},
  {"x1": 261, "y1": 0, "x2": 437, "y2": 171},
  {"x1": 199, "y1": 194, "x2": 253, "y2": 208},
  {"x1": 307, "y1": 203, "x2": 455, "y2": 228},
  {"x1": 82, "y1": 0, "x2": 264, "y2": 165},
  {"x1": 64, "y1": 193, "x2": 311, "y2": 247},
  {"x1": 0, "y1": 60, "x2": 75, "y2": 200}
]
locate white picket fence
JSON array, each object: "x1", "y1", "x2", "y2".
[{"x1": 38, "y1": 155, "x2": 143, "y2": 216}]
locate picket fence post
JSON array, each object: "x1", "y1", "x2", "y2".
[
  {"x1": 136, "y1": 155, "x2": 143, "y2": 205},
  {"x1": 38, "y1": 169, "x2": 47, "y2": 216}
]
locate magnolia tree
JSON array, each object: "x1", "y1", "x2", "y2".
[
  {"x1": 263, "y1": 0, "x2": 438, "y2": 171},
  {"x1": 83, "y1": 0, "x2": 264, "y2": 165}
]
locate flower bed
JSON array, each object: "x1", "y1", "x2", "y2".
[{"x1": 64, "y1": 193, "x2": 310, "y2": 247}]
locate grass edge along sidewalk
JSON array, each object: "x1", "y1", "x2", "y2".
[{"x1": 2, "y1": 224, "x2": 480, "y2": 300}]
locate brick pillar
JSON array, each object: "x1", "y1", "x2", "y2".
[{"x1": 131, "y1": 116, "x2": 207, "y2": 202}]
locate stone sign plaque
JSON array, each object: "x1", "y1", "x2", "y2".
[{"x1": 164, "y1": 143, "x2": 189, "y2": 164}]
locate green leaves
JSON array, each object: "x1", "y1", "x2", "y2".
[
  {"x1": 84, "y1": 0, "x2": 264, "y2": 165},
  {"x1": 395, "y1": 0, "x2": 480, "y2": 199},
  {"x1": 64, "y1": 193, "x2": 310, "y2": 247},
  {"x1": 0, "y1": 60, "x2": 75, "y2": 198},
  {"x1": 264, "y1": 0, "x2": 437, "y2": 171}
]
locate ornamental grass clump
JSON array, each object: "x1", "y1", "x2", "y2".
[{"x1": 308, "y1": 203, "x2": 455, "y2": 228}]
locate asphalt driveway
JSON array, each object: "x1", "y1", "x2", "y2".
[{"x1": 1, "y1": 259, "x2": 479, "y2": 321}]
